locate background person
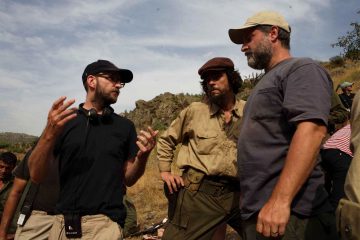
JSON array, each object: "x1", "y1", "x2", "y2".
[
  {"x1": 337, "y1": 81, "x2": 355, "y2": 110},
  {"x1": 321, "y1": 123, "x2": 353, "y2": 210},
  {"x1": 0, "y1": 152, "x2": 17, "y2": 239},
  {"x1": 0, "y1": 149, "x2": 58, "y2": 240}
]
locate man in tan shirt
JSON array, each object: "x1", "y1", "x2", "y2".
[{"x1": 157, "y1": 57, "x2": 245, "y2": 240}]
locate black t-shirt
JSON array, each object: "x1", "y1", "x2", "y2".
[
  {"x1": 54, "y1": 111, "x2": 138, "y2": 225},
  {"x1": 13, "y1": 151, "x2": 59, "y2": 212}
]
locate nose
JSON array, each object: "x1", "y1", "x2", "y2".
[
  {"x1": 241, "y1": 43, "x2": 248, "y2": 52},
  {"x1": 114, "y1": 82, "x2": 122, "y2": 89}
]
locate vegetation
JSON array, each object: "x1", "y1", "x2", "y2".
[{"x1": 332, "y1": 11, "x2": 360, "y2": 61}]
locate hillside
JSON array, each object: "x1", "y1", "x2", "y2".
[
  {"x1": 0, "y1": 132, "x2": 38, "y2": 144},
  {"x1": 123, "y1": 59, "x2": 360, "y2": 131}
]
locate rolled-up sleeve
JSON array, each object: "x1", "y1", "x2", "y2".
[{"x1": 157, "y1": 107, "x2": 189, "y2": 172}]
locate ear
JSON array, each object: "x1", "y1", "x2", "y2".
[
  {"x1": 268, "y1": 26, "x2": 279, "y2": 42},
  {"x1": 87, "y1": 75, "x2": 97, "y2": 90}
]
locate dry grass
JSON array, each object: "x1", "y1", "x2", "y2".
[
  {"x1": 329, "y1": 60, "x2": 360, "y2": 93},
  {"x1": 126, "y1": 149, "x2": 168, "y2": 240}
]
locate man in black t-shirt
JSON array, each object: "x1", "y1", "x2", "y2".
[{"x1": 28, "y1": 60, "x2": 158, "y2": 239}]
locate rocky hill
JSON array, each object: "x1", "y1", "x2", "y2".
[
  {"x1": 122, "y1": 92, "x2": 203, "y2": 131},
  {"x1": 122, "y1": 59, "x2": 360, "y2": 131}
]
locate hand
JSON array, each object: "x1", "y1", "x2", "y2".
[
  {"x1": 161, "y1": 171, "x2": 184, "y2": 194},
  {"x1": 46, "y1": 96, "x2": 77, "y2": 136},
  {"x1": 136, "y1": 126, "x2": 158, "y2": 158},
  {"x1": 256, "y1": 198, "x2": 290, "y2": 237}
]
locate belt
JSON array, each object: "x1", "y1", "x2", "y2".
[
  {"x1": 198, "y1": 177, "x2": 240, "y2": 197},
  {"x1": 183, "y1": 168, "x2": 240, "y2": 197}
]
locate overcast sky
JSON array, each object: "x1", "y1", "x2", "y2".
[{"x1": 0, "y1": 0, "x2": 359, "y2": 136}]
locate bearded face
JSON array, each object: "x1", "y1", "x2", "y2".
[{"x1": 245, "y1": 35, "x2": 273, "y2": 70}]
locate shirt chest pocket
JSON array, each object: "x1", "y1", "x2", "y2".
[
  {"x1": 195, "y1": 130, "x2": 218, "y2": 155},
  {"x1": 251, "y1": 87, "x2": 283, "y2": 120}
]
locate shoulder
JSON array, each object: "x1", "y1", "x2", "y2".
[
  {"x1": 111, "y1": 114, "x2": 136, "y2": 132},
  {"x1": 182, "y1": 101, "x2": 210, "y2": 116},
  {"x1": 289, "y1": 57, "x2": 328, "y2": 73},
  {"x1": 112, "y1": 113, "x2": 134, "y2": 125}
]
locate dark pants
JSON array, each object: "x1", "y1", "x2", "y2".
[
  {"x1": 162, "y1": 170, "x2": 243, "y2": 240},
  {"x1": 321, "y1": 149, "x2": 352, "y2": 210},
  {"x1": 241, "y1": 212, "x2": 339, "y2": 240}
]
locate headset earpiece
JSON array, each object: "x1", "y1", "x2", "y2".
[{"x1": 79, "y1": 103, "x2": 113, "y2": 123}]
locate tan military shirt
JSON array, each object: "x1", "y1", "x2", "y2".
[
  {"x1": 345, "y1": 91, "x2": 360, "y2": 202},
  {"x1": 157, "y1": 99, "x2": 246, "y2": 178}
]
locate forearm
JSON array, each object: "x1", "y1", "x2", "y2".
[
  {"x1": 124, "y1": 154, "x2": 149, "y2": 187},
  {"x1": 28, "y1": 129, "x2": 56, "y2": 183},
  {"x1": 269, "y1": 121, "x2": 326, "y2": 205},
  {"x1": 157, "y1": 138, "x2": 176, "y2": 172}
]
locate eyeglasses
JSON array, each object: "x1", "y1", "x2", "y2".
[{"x1": 96, "y1": 74, "x2": 126, "y2": 87}]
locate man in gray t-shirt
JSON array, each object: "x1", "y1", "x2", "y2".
[{"x1": 228, "y1": 11, "x2": 338, "y2": 240}]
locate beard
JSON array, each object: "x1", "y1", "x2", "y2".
[
  {"x1": 95, "y1": 85, "x2": 118, "y2": 106},
  {"x1": 246, "y1": 37, "x2": 273, "y2": 70},
  {"x1": 206, "y1": 89, "x2": 227, "y2": 106}
]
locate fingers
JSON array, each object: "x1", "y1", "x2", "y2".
[
  {"x1": 48, "y1": 98, "x2": 76, "y2": 128},
  {"x1": 161, "y1": 172, "x2": 183, "y2": 194},
  {"x1": 270, "y1": 224, "x2": 279, "y2": 238},
  {"x1": 137, "y1": 126, "x2": 158, "y2": 152},
  {"x1": 278, "y1": 222, "x2": 286, "y2": 236}
]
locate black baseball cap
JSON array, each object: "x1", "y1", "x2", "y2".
[{"x1": 82, "y1": 60, "x2": 133, "y2": 83}]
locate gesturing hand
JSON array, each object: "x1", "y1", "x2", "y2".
[
  {"x1": 136, "y1": 126, "x2": 158, "y2": 158},
  {"x1": 46, "y1": 96, "x2": 77, "y2": 136}
]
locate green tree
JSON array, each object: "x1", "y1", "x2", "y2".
[{"x1": 332, "y1": 11, "x2": 360, "y2": 61}]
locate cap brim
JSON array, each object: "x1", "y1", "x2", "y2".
[
  {"x1": 101, "y1": 68, "x2": 133, "y2": 83},
  {"x1": 228, "y1": 24, "x2": 258, "y2": 44},
  {"x1": 117, "y1": 69, "x2": 133, "y2": 83}
]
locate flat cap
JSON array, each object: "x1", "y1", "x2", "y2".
[{"x1": 198, "y1": 57, "x2": 234, "y2": 77}]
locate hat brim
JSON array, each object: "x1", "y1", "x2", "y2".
[
  {"x1": 98, "y1": 68, "x2": 133, "y2": 83},
  {"x1": 116, "y1": 69, "x2": 133, "y2": 83},
  {"x1": 228, "y1": 24, "x2": 257, "y2": 44}
]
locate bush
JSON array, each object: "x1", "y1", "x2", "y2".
[{"x1": 329, "y1": 56, "x2": 345, "y2": 68}]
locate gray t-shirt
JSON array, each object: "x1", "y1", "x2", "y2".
[{"x1": 237, "y1": 58, "x2": 333, "y2": 219}]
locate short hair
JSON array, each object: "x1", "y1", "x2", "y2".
[
  {"x1": 201, "y1": 69, "x2": 243, "y2": 95},
  {"x1": 0, "y1": 152, "x2": 17, "y2": 166},
  {"x1": 257, "y1": 25, "x2": 291, "y2": 50}
]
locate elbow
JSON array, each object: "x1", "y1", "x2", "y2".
[{"x1": 29, "y1": 169, "x2": 44, "y2": 184}]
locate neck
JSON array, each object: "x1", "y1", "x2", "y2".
[
  {"x1": 265, "y1": 47, "x2": 291, "y2": 72},
  {"x1": 83, "y1": 95, "x2": 106, "y2": 114},
  {"x1": 218, "y1": 94, "x2": 236, "y2": 112}
]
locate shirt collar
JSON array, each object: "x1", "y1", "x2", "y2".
[{"x1": 209, "y1": 99, "x2": 242, "y2": 118}]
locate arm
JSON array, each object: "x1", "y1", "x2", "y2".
[
  {"x1": 157, "y1": 109, "x2": 189, "y2": 194},
  {"x1": 0, "y1": 178, "x2": 27, "y2": 240},
  {"x1": 28, "y1": 97, "x2": 76, "y2": 183},
  {"x1": 257, "y1": 121, "x2": 327, "y2": 237},
  {"x1": 124, "y1": 127, "x2": 158, "y2": 187}
]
